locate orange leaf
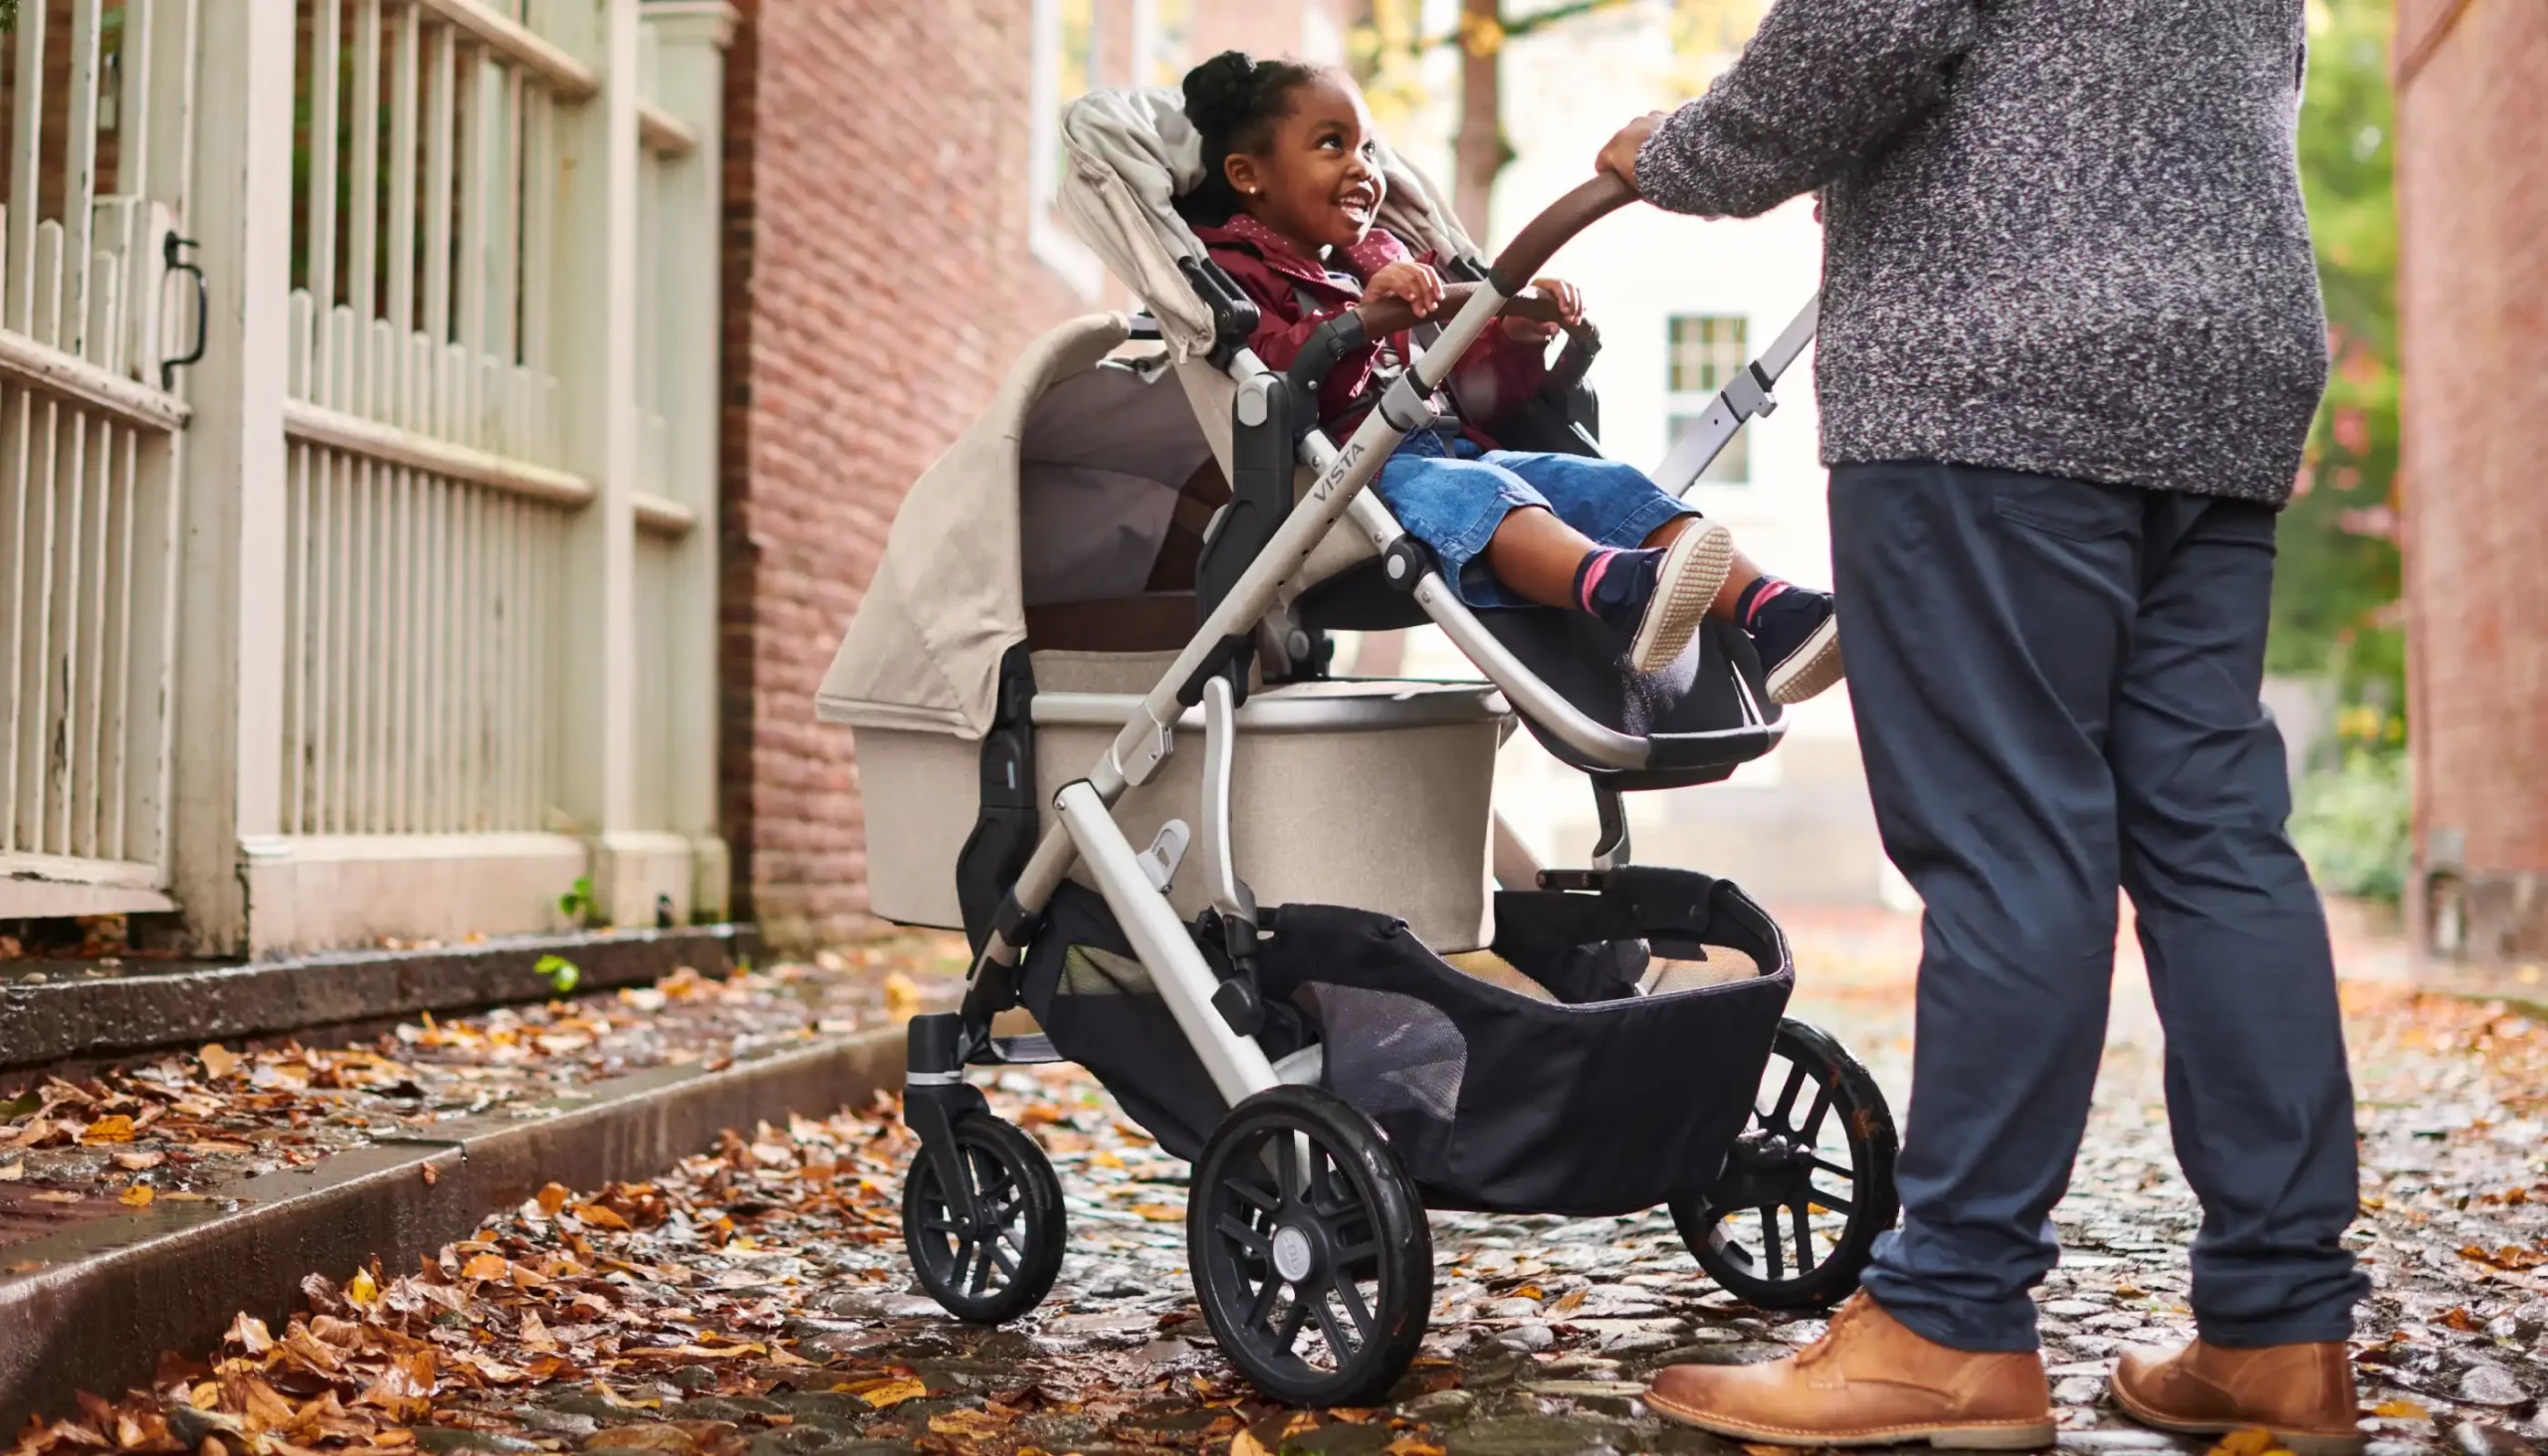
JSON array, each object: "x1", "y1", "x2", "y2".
[
  {"x1": 119, "y1": 1184, "x2": 155, "y2": 1208},
  {"x1": 928, "y1": 1410, "x2": 1008, "y2": 1438},
  {"x1": 420, "y1": 1163, "x2": 438, "y2": 1187},
  {"x1": 1230, "y1": 1432, "x2": 1274, "y2": 1456},
  {"x1": 83, "y1": 1116, "x2": 137, "y2": 1144},
  {"x1": 1383, "y1": 1438, "x2": 1445, "y2": 1456},
  {"x1": 572, "y1": 1203, "x2": 632, "y2": 1231},
  {"x1": 199, "y1": 1044, "x2": 243, "y2": 1079},
  {"x1": 462, "y1": 1254, "x2": 510, "y2": 1282},
  {"x1": 535, "y1": 1182, "x2": 572, "y2": 1217},
  {"x1": 883, "y1": 972, "x2": 924, "y2": 1016},
  {"x1": 2205, "y1": 1431, "x2": 2280, "y2": 1456},
  {"x1": 1131, "y1": 1203, "x2": 1184, "y2": 1223},
  {"x1": 837, "y1": 1375, "x2": 928, "y2": 1409},
  {"x1": 2370, "y1": 1399, "x2": 2429, "y2": 1419},
  {"x1": 226, "y1": 1313, "x2": 276, "y2": 1355}
]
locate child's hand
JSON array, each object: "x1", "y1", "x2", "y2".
[
  {"x1": 1363, "y1": 261, "x2": 1445, "y2": 319},
  {"x1": 1502, "y1": 277, "x2": 1585, "y2": 342}
]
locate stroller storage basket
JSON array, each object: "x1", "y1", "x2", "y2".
[{"x1": 1020, "y1": 866, "x2": 1794, "y2": 1218}]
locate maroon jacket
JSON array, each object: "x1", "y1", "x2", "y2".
[{"x1": 1192, "y1": 213, "x2": 1550, "y2": 444}]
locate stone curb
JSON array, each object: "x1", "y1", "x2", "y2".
[
  {"x1": 1, "y1": 926, "x2": 759, "y2": 1077},
  {"x1": 0, "y1": 1021, "x2": 906, "y2": 1433}
]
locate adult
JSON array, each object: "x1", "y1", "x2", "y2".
[{"x1": 1596, "y1": 2, "x2": 2367, "y2": 1450}]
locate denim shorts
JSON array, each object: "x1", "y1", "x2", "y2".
[{"x1": 1375, "y1": 432, "x2": 1699, "y2": 608}]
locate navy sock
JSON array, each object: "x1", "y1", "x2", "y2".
[
  {"x1": 1574, "y1": 547, "x2": 1664, "y2": 639},
  {"x1": 1735, "y1": 575, "x2": 1794, "y2": 628}
]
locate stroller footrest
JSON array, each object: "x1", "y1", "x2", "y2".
[{"x1": 968, "y1": 1033, "x2": 1063, "y2": 1066}]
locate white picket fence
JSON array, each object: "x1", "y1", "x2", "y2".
[
  {"x1": 2, "y1": 0, "x2": 732, "y2": 954},
  {"x1": 0, "y1": 0, "x2": 193, "y2": 918}
]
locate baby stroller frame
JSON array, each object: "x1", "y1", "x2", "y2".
[{"x1": 889, "y1": 173, "x2": 1897, "y2": 1405}]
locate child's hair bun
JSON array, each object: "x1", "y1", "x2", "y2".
[{"x1": 1181, "y1": 50, "x2": 1262, "y2": 136}]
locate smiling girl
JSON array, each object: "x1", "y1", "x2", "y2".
[{"x1": 1177, "y1": 51, "x2": 1839, "y2": 696}]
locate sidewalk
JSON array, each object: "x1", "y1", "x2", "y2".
[{"x1": 0, "y1": 937, "x2": 969, "y2": 1438}]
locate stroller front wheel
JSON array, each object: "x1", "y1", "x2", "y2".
[
  {"x1": 1672, "y1": 1016, "x2": 1900, "y2": 1311},
  {"x1": 903, "y1": 1112, "x2": 1067, "y2": 1324},
  {"x1": 1188, "y1": 1086, "x2": 1432, "y2": 1407}
]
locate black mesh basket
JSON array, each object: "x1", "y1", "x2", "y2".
[{"x1": 1017, "y1": 867, "x2": 1794, "y2": 1217}]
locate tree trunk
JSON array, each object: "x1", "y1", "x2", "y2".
[{"x1": 1453, "y1": 0, "x2": 1506, "y2": 236}]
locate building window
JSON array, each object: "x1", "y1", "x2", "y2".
[
  {"x1": 1142, "y1": 0, "x2": 1191, "y2": 85},
  {"x1": 1030, "y1": 0, "x2": 1184, "y2": 297},
  {"x1": 1665, "y1": 313, "x2": 1750, "y2": 485},
  {"x1": 1030, "y1": 0, "x2": 1115, "y2": 298}
]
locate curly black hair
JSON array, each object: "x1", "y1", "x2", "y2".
[{"x1": 1179, "y1": 50, "x2": 1328, "y2": 223}]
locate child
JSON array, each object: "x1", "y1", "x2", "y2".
[{"x1": 1180, "y1": 51, "x2": 1841, "y2": 700}]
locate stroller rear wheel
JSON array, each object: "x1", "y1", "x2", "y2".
[
  {"x1": 1188, "y1": 1086, "x2": 1432, "y2": 1407},
  {"x1": 1672, "y1": 1017, "x2": 1899, "y2": 1311},
  {"x1": 903, "y1": 1112, "x2": 1066, "y2": 1324}
]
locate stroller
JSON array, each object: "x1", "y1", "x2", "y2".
[{"x1": 817, "y1": 89, "x2": 1900, "y2": 1405}]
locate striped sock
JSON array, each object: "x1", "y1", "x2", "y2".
[
  {"x1": 1573, "y1": 549, "x2": 1626, "y2": 613},
  {"x1": 1736, "y1": 576, "x2": 1793, "y2": 627}
]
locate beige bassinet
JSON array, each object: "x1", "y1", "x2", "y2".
[{"x1": 816, "y1": 314, "x2": 1509, "y2": 950}]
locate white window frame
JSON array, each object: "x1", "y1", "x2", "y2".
[
  {"x1": 1663, "y1": 312, "x2": 1753, "y2": 486},
  {"x1": 1031, "y1": 0, "x2": 1178, "y2": 300}
]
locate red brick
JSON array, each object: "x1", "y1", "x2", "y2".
[
  {"x1": 717, "y1": 0, "x2": 1082, "y2": 951},
  {"x1": 717, "y1": 1, "x2": 1348, "y2": 951},
  {"x1": 2397, "y1": 0, "x2": 2548, "y2": 964}
]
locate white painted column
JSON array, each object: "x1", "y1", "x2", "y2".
[
  {"x1": 549, "y1": 0, "x2": 652, "y2": 927},
  {"x1": 645, "y1": 1, "x2": 738, "y2": 923},
  {"x1": 171, "y1": 0, "x2": 295, "y2": 953}
]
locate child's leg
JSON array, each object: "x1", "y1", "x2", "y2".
[
  {"x1": 1647, "y1": 517, "x2": 1766, "y2": 621},
  {"x1": 1490, "y1": 451, "x2": 1845, "y2": 700},
  {"x1": 1484, "y1": 511, "x2": 1761, "y2": 617},
  {"x1": 1373, "y1": 446, "x2": 1562, "y2": 611}
]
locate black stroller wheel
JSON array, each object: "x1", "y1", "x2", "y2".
[
  {"x1": 1672, "y1": 1017, "x2": 1899, "y2": 1311},
  {"x1": 903, "y1": 1113, "x2": 1066, "y2": 1324},
  {"x1": 1188, "y1": 1086, "x2": 1432, "y2": 1407}
]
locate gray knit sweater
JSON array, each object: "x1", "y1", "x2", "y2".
[{"x1": 1636, "y1": 0, "x2": 2323, "y2": 505}]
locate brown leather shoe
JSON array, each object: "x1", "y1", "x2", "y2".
[
  {"x1": 2109, "y1": 1340, "x2": 2364, "y2": 1456},
  {"x1": 1643, "y1": 1294, "x2": 2054, "y2": 1448}
]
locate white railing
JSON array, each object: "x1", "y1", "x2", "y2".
[
  {"x1": 229, "y1": 0, "x2": 732, "y2": 949},
  {"x1": 0, "y1": 0, "x2": 195, "y2": 918},
  {"x1": 0, "y1": 0, "x2": 731, "y2": 948},
  {"x1": 279, "y1": 0, "x2": 582, "y2": 837}
]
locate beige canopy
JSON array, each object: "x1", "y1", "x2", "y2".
[
  {"x1": 816, "y1": 314, "x2": 1226, "y2": 737},
  {"x1": 1055, "y1": 86, "x2": 1480, "y2": 363}
]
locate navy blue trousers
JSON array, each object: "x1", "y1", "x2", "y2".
[{"x1": 1833, "y1": 462, "x2": 2366, "y2": 1352}]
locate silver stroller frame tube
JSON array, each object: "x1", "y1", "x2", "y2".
[{"x1": 970, "y1": 175, "x2": 1817, "y2": 1114}]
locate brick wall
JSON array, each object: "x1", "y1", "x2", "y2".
[
  {"x1": 718, "y1": 0, "x2": 1082, "y2": 951},
  {"x1": 717, "y1": 0, "x2": 1360, "y2": 951},
  {"x1": 2397, "y1": 0, "x2": 2548, "y2": 970}
]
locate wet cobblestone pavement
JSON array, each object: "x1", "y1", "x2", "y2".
[{"x1": 14, "y1": 913, "x2": 2548, "y2": 1456}]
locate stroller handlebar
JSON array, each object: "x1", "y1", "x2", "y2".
[
  {"x1": 1341, "y1": 173, "x2": 1635, "y2": 358},
  {"x1": 1352, "y1": 283, "x2": 1568, "y2": 342}
]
